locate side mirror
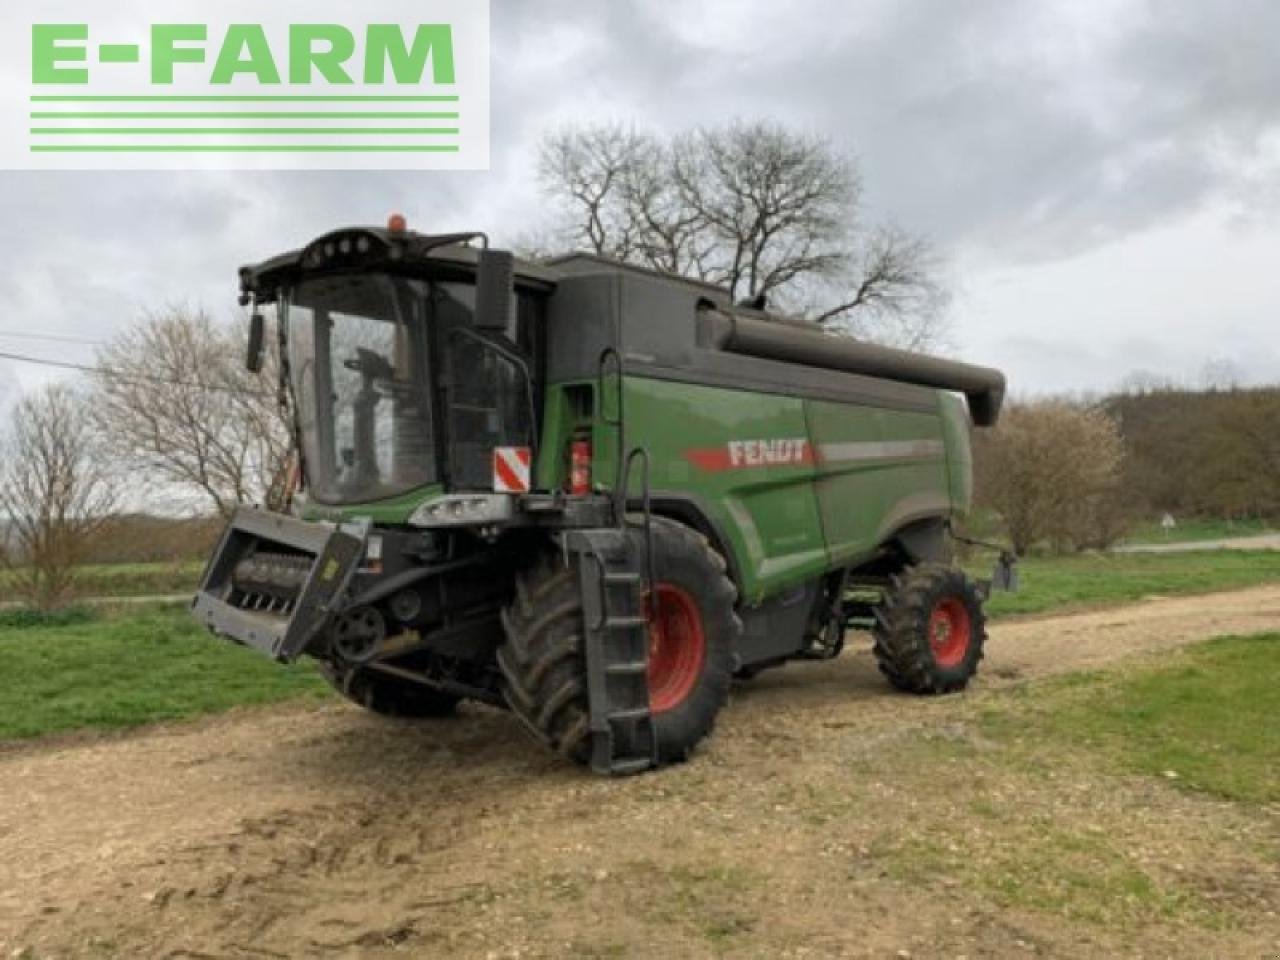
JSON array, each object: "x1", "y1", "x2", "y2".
[
  {"x1": 475, "y1": 248, "x2": 514, "y2": 333},
  {"x1": 246, "y1": 311, "x2": 265, "y2": 373}
]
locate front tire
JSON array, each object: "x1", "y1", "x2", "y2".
[
  {"x1": 643, "y1": 521, "x2": 739, "y2": 764},
  {"x1": 497, "y1": 519, "x2": 740, "y2": 768},
  {"x1": 872, "y1": 564, "x2": 987, "y2": 694}
]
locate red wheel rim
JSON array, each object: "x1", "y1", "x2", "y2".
[
  {"x1": 928, "y1": 597, "x2": 971, "y2": 669},
  {"x1": 646, "y1": 583, "x2": 706, "y2": 714}
]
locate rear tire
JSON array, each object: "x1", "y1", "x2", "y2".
[
  {"x1": 320, "y1": 663, "x2": 461, "y2": 718},
  {"x1": 872, "y1": 563, "x2": 986, "y2": 694},
  {"x1": 497, "y1": 519, "x2": 740, "y2": 768}
]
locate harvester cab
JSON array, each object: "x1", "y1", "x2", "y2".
[{"x1": 193, "y1": 215, "x2": 1011, "y2": 775}]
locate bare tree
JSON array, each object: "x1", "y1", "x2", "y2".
[
  {"x1": 1199, "y1": 357, "x2": 1242, "y2": 391},
  {"x1": 973, "y1": 400, "x2": 1128, "y2": 554},
  {"x1": 537, "y1": 119, "x2": 948, "y2": 349},
  {"x1": 669, "y1": 122, "x2": 854, "y2": 302},
  {"x1": 1116, "y1": 369, "x2": 1181, "y2": 395},
  {"x1": 810, "y1": 226, "x2": 951, "y2": 350},
  {"x1": 538, "y1": 125, "x2": 649, "y2": 260},
  {"x1": 92, "y1": 307, "x2": 292, "y2": 518},
  {"x1": 0, "y1": 383, "x2": 119, "y2": 609}
]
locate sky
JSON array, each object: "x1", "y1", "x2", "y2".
[{"x1": 2, "y1": 0, "x2": 1278, "y2": 416}]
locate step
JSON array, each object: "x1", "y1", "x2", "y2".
[
  {"x1": 584, "y1": 533, "x2": 629, "y2": 557},
  {"x1": 607, "y1": 706, "x2": 651, "y2": 722},
  {"x1": 603, "y1": 615, "x2": 648, "y2": 630},
  {"x1": 609, "y1": 756, "x2": 655, "y2": 776},
  {"x1": 605, "y1": 660, "x2": 648, "y2": 675},
  {"x1": 603, "y1": 571, "x2": 642, "y2": 585}
]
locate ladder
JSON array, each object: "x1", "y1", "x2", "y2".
[
  {"x1": 565, "y1": 528, "x2": 658, "y2": 775},
  {"x1": 562, "y1": 348, "x2": 660, "y2": 774}
]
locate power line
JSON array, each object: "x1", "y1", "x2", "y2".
[
  {"x1": 0, "y1": 329, "x2": 105, "y2": 346},
  {"x1": 0, "y1": 349, "x2": 274, "y2": 398}
]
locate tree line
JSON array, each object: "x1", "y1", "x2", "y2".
[
  {"x1": 0, "y1": 309, "x2": 288, "y2": 609},
  {"x1": 5, "y1": 337, "x2": 1276, "y2": 606},
  {"x1": 973, "y1": 387, "x2": 1280, "y2": 555}
]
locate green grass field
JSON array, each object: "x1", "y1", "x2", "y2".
[
  {"x1": 869, "y1": 632, "x2": 1280, "y2": 930},
  {"x1": 0, "y1": 605, "x2": 327, "y2": 740},
  {"x1": 6, "y1": 548, "x2": 1280, "y2": 617},
  {"x1": 980, "y1": 633, "x2": 1280, "y2": 803},
  {"x1": 1121, "y1": 516, "x2": 1274, "y2": 545},
  {"x1": 977, "y1": 549, "x2": 1280, "y2": 617},
  {"x1": 0, "y1": 560, "x2": 204, "y2": 600},
  {"x1": 1, "y1": 549, "x2": 1279, "y2": 741}
]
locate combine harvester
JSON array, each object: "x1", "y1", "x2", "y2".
[{"x1": 193, "y1": 216, "x2": 1013, "y2": 775}]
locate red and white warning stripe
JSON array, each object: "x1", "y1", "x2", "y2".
[
  {"x1": 682, "y1": 437, "x2": 945, "y2": 472},
  {"x1": 492, "y1": 446, "x2": 532, "y2": 493}
]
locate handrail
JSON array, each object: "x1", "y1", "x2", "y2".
[
  {"x1": 621, "y1": 446, "x2": 657, "y2": 604},
  {"x1": 595, "y1": 347, "x2": 656, "y2": 605},
  {"x1": 596, "y1": 347, "x2": 626, "y2": 520}
]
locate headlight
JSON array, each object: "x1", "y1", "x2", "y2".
[{"x1": 408, "y1": 494, "x2": 516, "y2": 528}]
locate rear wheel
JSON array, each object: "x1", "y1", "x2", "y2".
[
  {"x1": 872, "y1": 563, "x2": 986, "y2": 694},
  {"x1": 497, "y1": 519, "x2": 740, "y2": 767},
  {"x1": 320, "y1": 662, "x2": 461, "y2": 718}
]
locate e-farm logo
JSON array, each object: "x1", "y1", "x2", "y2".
[{"x1": 2, "y1": 1, "x2": 489, "y2": 170}]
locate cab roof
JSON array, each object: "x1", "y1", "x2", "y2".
[
  {"x1": 238, "y1": 224, "x2": 735, "y2": 310},
  {"x1": 238, "y1": 226, "x2": 560, "y2": 303}
]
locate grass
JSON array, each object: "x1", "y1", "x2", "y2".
[
  {"x1": 0, "y1": 560, "x2": 204, "y2": 600},
  {"x1": 628, "y1": 859, "x2": 759, "y2": 947},
  {"x1": 6, "y1": 545, "x2": 1280, "y2": 619},
  {"x1": 884, "y1": 821, "x2": 1207, "y2": 926},
  {"x1": 0, "y1": 606, "x2": 97, "y2": 629},
  {"x1": 1, "y1": 550, "x2": 1279, "y2": 742},
  {"x1": 1122, "y1": 516, "x2": 1274, "y2": 545},
  {"x1": 868, "y1": 633, "x2": 1280, "y2": 930},
  {"x1": 976, "y1": 549, "x2": 1280, "y2": 618},
  {"x1": 980, "y1": 633, "x2": 1280, "y2": 804},
  {"x1": 0, "y1": 604, "x2": 328, "y2": 740}
]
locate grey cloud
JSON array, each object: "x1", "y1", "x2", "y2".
[
  {"x1": 0, "y1": 361, "x2": 18, "y2": 420},
  {"x1": 990, "y1": 330, "x2": 1280, "y2": 395},
  {"x1": 1, "y1": 0, "x2": 1277, "y2": 395},
  {"x1": 649, "y1": 0, "x2": 1280, "y2": 261}
]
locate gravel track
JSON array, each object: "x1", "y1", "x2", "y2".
[{"x1": 2, "y1": 584, "x2": 1278, "y2": 959}]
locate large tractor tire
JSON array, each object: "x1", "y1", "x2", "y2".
[
  {"x1": 320, "y1": 662, "x2": 462, "y2": 718},
  {"x1": 872, "y1": 563, "x2": 987, "y2": 694},
  {"x1": 497, "y1": 518, "x2": 740, "y2": 767}
]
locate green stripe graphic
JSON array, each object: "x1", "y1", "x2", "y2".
[
  {"x1": 32, "y1": 128, "x2": 460, "y2": 136},
  {"x1": 32, "y1": 112, "x2": 459, "y2": 119},
  {"x1": 30, "y1": 144, "x2": 462, "y2": 153},
  {"x1": 27, "y1": 94, "x2": 469, "y2": 158},
  {"x1": 30, "y1": 95, "x2": 459, "y2": 103}
]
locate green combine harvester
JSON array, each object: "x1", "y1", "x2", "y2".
[{"x1": 193, "y1": 216, "x2": 1013, "y2": 775}]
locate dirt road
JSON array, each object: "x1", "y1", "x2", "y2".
[
  {"x1": 3, "y1": 585, "x2": 1279, "y2": 959},
  {"x1": 1113, "y1": 532, "x2": 1280, "y2": 553}
]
